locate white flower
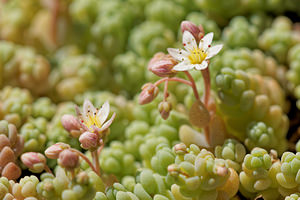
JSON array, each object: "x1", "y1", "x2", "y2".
[
  {"x1": 75, "y1": 99, "x2": 116, "y2": 134},
  {"x1": 167, "y1": 31, "x2": 223, "y2": 71}
]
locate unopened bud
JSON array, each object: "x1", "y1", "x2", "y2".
[
  {"x1": 139, "y1": 83, "x2": 159, "y2": 105},
  {"x1": 21, "y1": 152, "x2": 46, "y2": 173},
  {"x1": 148, "y1": 52, "x2": 177, "y2": 77},
  {"x1": 158, "y1": 101, "x2": 172, "y2": 120},
  {"x1": 79, "y1": 131, "x2": 99, "y2": 150},
  {"x1": 58, "y1": 149, "x2": 79, "y2": 170},
  {"x1": 174, "y1": 143, "x2": 187, "y2": 155},
  {"x1": 168, "y1": 164, "x2": 180, "y2": 177},
  {"x1": 45, "y1": 142, "x2": 70, "y2": 159},
  {"x1": 61, "y1": 114, "x2": 81, "y2": 136},
  {"x1": 181, "y1": 21, "x2": 204, "y2": 43}
]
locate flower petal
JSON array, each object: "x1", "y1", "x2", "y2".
[
  {"x1": 75, "y1": 106, "x2": 82, "y2": 116},
  {"x1": 206, "y1": 44, "x2": 223, "y2": 59},
  {"x1": 83, "y1": 99, "x2": 96, "y2": 116},
  {"x1": 100, "y1": 113, "x2": 116, "y2": 132},
  {"x1": 194, "y1": 61, "x2": 208, "y2": 70},
  {"x1": 167, "y1": 48, "x2": 189, "y2": 62},
  {"x1": 182, "y1": 31, "x2": 197, "y2": 51},
  {"x1": 97, "y1": 101, "x2": 110, "y2": 125},
  {"x1": 79, "y1": 122, "x2": 90, "y2": 132},
  {"x1": 76, "y1": 105, "x2": 88, "y2": 122},
  {"x1": 199, "y1": 32, "x2": 213, "y2": 51},
  {"x1": 173, "y1": 61, "x2": 194, "y2": 71}
]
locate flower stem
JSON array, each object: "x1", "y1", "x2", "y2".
[
  {"x1": 184, "y1": 71, "x2": 200, "y2": 101},
  {"x1": 163, "y1": 79, "x2": 169, "y2": 102},
  {"x1": 201, "y1": 67, "x2": 211, "y2": 145},
  {"x1": 204, "y1": 126, "x2": 210, "y2": 145},
  {"x1": 70, "y1": 148, "x2": 98, "y2": 175},
  {"x1": 201, "y1": 67, "x2": 211, "y2": 107},
  {"x1": 154, "y1": 77, "x2": 192, "y2": 87},
  {"x1": 44, "y1": 164, "x2": 53, "y2": 174},
  {"x1": 92, "y1": 150, "x2": 101, "y2": 176}
]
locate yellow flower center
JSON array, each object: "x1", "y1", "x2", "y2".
[
  {"x1": 188, "y1": 48, "x2": 207, "y2": 64},
  {"x1": 84, "y1": 112, "x2": 102, "y2": 128}
]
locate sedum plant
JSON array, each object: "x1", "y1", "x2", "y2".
[{"x1": 1, "y1": 1, "x2": 300, "y2": 199}]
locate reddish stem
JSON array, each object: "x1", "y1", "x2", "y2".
[
  {"x1": 70, "y1": 169, "x2": 76, "y2": 180},
  {"x1": 70, "y1": 148, "x2": 98, "y2": 175},
  {"x1": 44, "y1": 164, "x2": 53, "y2": 174},
  {"x1": 163, "y1": 79, "x2": 169, "y2": 102},
  {"x1": 201, "y1": 67, "x2": 211, "y2": 107},
  {"x1": 184, "y1": 71, "x2": 200, "y2": 101},
  {"x1": 201, "y1": 67, "x2": 211, "y2": 145},
  {"x1": 97, "y1": 144, "x2": 104, "y2": 155},
  {"x1": 154, "y1": 77, "x2": 192, "y2": 87},
  {"x1": 92, "y1": 150, "x2": 101, "y2": 176}
]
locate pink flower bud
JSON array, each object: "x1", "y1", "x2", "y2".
[
  {"x1": 21, "y1": 152, "x2": 46, "y2": 173},
  {"x1": 148, "y1": 53, "x2": 177, "y2": 77},
  {"x1": 79, "y1": 131, "x2": 99, "y2": 150},
  {"x1": 45, "y1": 142, "x2": 70, "y2": 159},
  {"x1": 58, "y1": 149, "x2": 79, "y2": 170},
  {"x1": 158, "y1": 101, "x2": 172, "y2": 120},
  {"x1": 180, "y1": 21, "x2": 204, "y2": 43},
  {"x1": 61, "y1": 114, "x2": 81, "y2": 133},
  {"x1": 139, "y1": 83, "x2": 159, "y2": 105}
]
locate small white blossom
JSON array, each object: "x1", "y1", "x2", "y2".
[
  {"x1": 167, "y1": 31, "x2": 223, "y2": 71},
  {"x1": 76, "y1": 99, "x2": 115, "y2": 134}
]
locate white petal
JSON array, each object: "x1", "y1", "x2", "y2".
[
  {"x1": 83, "y1": 99, "x2": 96, "y2": 116},
  {"x1": 194, "y1": 61, "x2": 208, "y2": 70},
  {"x1": 206, "y1": 44, "x2": 223, "y2": 59},
  {"x1": 75, "y1": 105, "x2": 87, "y2": 122},
  {"x1": 100, "y1": 113, "x2": 116, "y2": 132},
  {"x1": 75, "y1": 106, "x2": 82, "y2": 116},
  {"x1": 199, "y1": 32, "x2": 213, "y2": 51},
  {"x1": 173, "y1": 61, "x2": 194, "y2": 71},
  {"x1": 167, "y1": 48, "x2": 189, "y2": 62},
  {"x1": 182, "y1": 31, "x2": 197, "y2": 51},
  {"x1": 97, "y1": 101, "x2": 110, "y2": 125}
]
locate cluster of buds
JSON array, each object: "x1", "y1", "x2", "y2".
[
  {"x1": 47, "y1": 100, "x2": 116, "y2": 176},
  {"x1": 138, "y1": 20, "x2": 223, "y2": 146},
  {"x1": 139, "y1": 51, "x2": 178, "y2": 120},
  {"x1": 21, "y1": 142, "x2": 77, "y2": 173},
  {"x1": 0, "y1": 120, "x2": 24, "y2": 180},
  {"x1": 43, "y1": 143, "x2": 79, "y2": 172}
]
